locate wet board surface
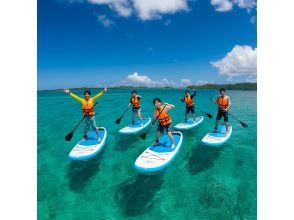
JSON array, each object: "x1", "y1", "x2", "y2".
[
  {"x1": 134, "y1": 131, "x2": 183, "y2": 173},
  {"x1": 69, "y1": 127, "x2": 107, "y2": 160}
]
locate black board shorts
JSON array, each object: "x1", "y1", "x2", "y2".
[
  {"x1": 186, "y1": 106, "x2": 195, "y2": 114},
  {"x1": 216, "y1": 110, "x2": 228, "y2": 122},
  {"x1": 157, "y1": 123, "x2": 172, "y2": 133}
]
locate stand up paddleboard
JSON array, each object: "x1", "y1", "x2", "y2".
[
  {"x1": 69, "y1": 127, "x2": 107, "y2": 160},
  {"x1": 134, "y1": 131, "x2": 183, "y2": 173},
  {"x1": 202, "y1": 124, "x2": 232, "y2": 147},
  {"x1": 174, "y1": 116, "x2": 204, "y2": 131},
  {"x1": 119, "y1": 117, "x2": 151, "y2": 135}
]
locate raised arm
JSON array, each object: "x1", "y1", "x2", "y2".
[
  {"x1": 92, "y1": 86, "x2": 107, "y2": 102},
  {"x1": 64, "y1": 89, "x2": 84, "y2": 104},
  {"x1": 191, "y1": 90, "x2": 197, "y2": 98}
]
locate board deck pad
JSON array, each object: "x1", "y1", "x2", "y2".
[
  {"x1": 134, "y1": 131, "x2": 183, "y2": 173},
  {"x1": 69, "y1": 127, "x2": 107, "y2": 160},
  {"x1": 174, "y1": 116, "x2": 204, "y2": 130},
  {"x1": 202, "y1": 124, "x2": 232, "y2": 147},
  {"x1": 119, "y1": 117, "x2": 151, "y2": 134}
]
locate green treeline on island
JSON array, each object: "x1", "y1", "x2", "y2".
[
  {"x1": 187, "y1": 82, "x2": 257, "y2": 90},
  {"x1": 39, "y1": 83, "x2": 257, "y2": 92}
]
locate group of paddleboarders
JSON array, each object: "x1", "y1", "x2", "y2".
[{"x1": 64, "y1": 87, "x2": 231, "y2": 148}]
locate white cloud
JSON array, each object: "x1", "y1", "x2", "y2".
[
  {"x1": 211, "y1": 45, "x2": 257, "y2": 78},
  {"x1": 250, "y1": 15, "x2": 256, "y2": 24},
  {"x1": 88, "y1": 0, "x2": 132, "y2": 17},
  {"x1": 97, "y1": 15, "x2": 115, "y2": 27},
  {"x1": 115, "y1": 72, "x2": 197, "y2": 87},
  {"x1": 75, "y1": 0, "x2": 188, "y2": 20},
  {"x1": 211, "y1": 0, "x2": 233, "y2": 12},
  {"x1": 121, "y1": 72, "x2": 171, "y2": 87},
  {"x1": 234, "y1": 0, "x2": 256, "y2": 10},
  {"x1": 133, "y1": 0, "x2": 188, "y2": 20},
  {"x1": 210, "y1": 0, "x2": 256, "y2": 12},
  {"x1": 180, "y1": 78, "x2": 192, "y2": 86},
  {"x1": 164, "y1": 19, "x2": 172, "y2": 26},
  {"x1": 195, "y1": 80, "x2": 215, "y2": 85}
]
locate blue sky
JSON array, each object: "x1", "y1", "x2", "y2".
[{"x1": 38, "y1": 0, "x2": 257, "y2": 90}]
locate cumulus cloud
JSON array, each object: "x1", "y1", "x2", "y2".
[
  {"x1": 210, "y1": 45, "x2": 257, "y2": 77},
  {"x1": 116, "y1": 72, "x2": 197, "y2": 87},
  {"x1": 73, "y1": 0, "x2": 188, "y2": 20},
  {"x1": 120, "y1": 72, "x2": 171, "y2": 87},
  {"x1": 180, "y1": 78, "x2": 192, "y2": 86},
  {"x1": 133, "y1": 0, "x2": 188, "y2": 20},
  {"x1": 97, "y1": 15, "x2": 115, "y2": 27},
  {"x1": 88, "y1": 0, "x2": 132, "y2": 17},
  {"x1": 211, "y1": 0, "x2": 233, "y2": 12},
  {"x1": 210, "y1": 0, "x2": 256, "y2": 12}
]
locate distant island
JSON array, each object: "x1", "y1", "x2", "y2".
[
  {"x1": 38, "y1": 83, "x2": 257, "y2": 92},
  {"x1": 187, "y1": 82, "x2": 257, "y2": 91}
]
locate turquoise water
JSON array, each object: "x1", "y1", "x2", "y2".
[{"x1": 38, "y1": 89, "x2": 257, "y2": 219}]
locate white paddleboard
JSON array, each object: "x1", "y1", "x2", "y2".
[
  {"x1": 119, "y1": 117, "x2": 151, "y2": 135},
  {"x1": 202, "y1": 124, "x2": 232, "y2": 147},
  {"x1": 134, "y1": 131, "x2": 183, "y2": 173},
  {"x1": 174, "y1": 116, "x2": 204, "y2": 131},
  {"x1": 69, "y1": 127, "x2": 107, "y2": 160}
]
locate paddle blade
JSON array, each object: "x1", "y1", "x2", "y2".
[
  {"x1": 206, "y1": 113, "x2": 213, "y2": 119},
  {"x1": 65, "y1": 131, "x2": 74, "y2": 142},
  {"x1": 115, "y1": 118, "x2": 121, "y2": 124},
  {"x1": 139, "y1": 133, "x2": 147, "y2": 139},
  {"x1": 240, "y1": 122, "x2": 248, "y2": 128}
]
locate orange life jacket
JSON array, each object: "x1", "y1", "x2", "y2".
[
  {"x1": 131, "y1": 96, "x2": 140, "y2": 108},
  {"x1": 184, "y1": 95, "x2": 194, "y2": 107},
  {"x1": 82, "y1": 99, "x2": 95, "y2": 116},
  {"x1": 155, "y1": 106, "x2": 172, "y2": 126},
  {"x1": 217, "y1": 95, "x2": 229, "y2": 109}
]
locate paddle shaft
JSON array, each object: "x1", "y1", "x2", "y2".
[
  {"x1": 195, "y1": 106, "x2": 213, "y2": 118},
  {"x1": 119, "y1": 106, "x2": 130, "y2": 119},
  {"x1": 144, "y1": 104, "x2": 167, "y2": 135}
]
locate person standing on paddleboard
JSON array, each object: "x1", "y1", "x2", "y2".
[
  {"x1": 214, "y1": 88, "x2": 231, "y2": 135},
  {"x1": 179, "y1": 89, "x2": 197, "y2": 122},
  {"x1": 128, "y1": 90, "x2": 143, "y2": 126},
  {"x1": 152, "y1": 98, "x2": 175, "y2": 148},
  {"x1": 64, "y1": 87, "x2": 107, "y2": 141}
]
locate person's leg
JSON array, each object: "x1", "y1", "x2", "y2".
[
  {"x1": 185, "y1": 107, "x2": 189, "y2": 122},
  {"x1": 91, "y1": 116, "x2": 101, "y2": 141},
  {"x1": 224, "y1": 112, "x2": 229, "y2": 134},
  {"x1": 132, "y1": 109, "x2": 135, "y2": 125},
  {"x1": 165, "y1": 124, "x2": 174, "y2": 148},
  {"x1": 214, "y1": 110, "x2": 222, "y2": 132},
  {"x1": 137, "y1": 109, "x2": 143, "y2": 125},
  {"x1": 83, "y1": 117, "x2": 90, "y2": 140},
  {"x1": 152, "y1": 126, "x2": 161, "y2": 146},
  {"x1": 191, "y1": 106, "x2": 196, "y2": 121}
]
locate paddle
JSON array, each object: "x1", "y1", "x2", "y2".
[
  {"x1": 139, "y1": 104, "x2": 167, "y2": 139},
  {"x1": 196, "y1": 106, "x2": 213, "y2": 119},
  {"x1": 64, "y1": 102, "x2": 98, "y2": 142},
  {"x1": 209, "y1": 98, "x2": 248, "y2": 128},
  {"x1": 115, "y1": 106, "x2": 130, "y2": 124}
]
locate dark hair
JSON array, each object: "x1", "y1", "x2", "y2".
[
  {"x1": 131, "y1": 90, "x2": 137, "y2": 94},
  {"x1": 84, "y1": 90, "x2": 91, "y2": 96},
  {"x1": 219, "y1": 88, "x2": 225, "y2": 93},
  {"x1": 153, "y1": 98, "x2": 161, "y2": 105},
  {"x1": 185, "y1": 90, "x2": 190, "y2": 94}
]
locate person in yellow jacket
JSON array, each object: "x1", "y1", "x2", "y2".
[
  {"x1": 64, "y1": 87, "x2": 107, "y2": 141},
  {"x1": 179, "y1": 89, "x2": 197, "y2": 122},
  {"x1": 214, "y1": 88, "x2": 231, "y2": 135},
  {"x1": 152, "y1": 98, "x2": 175, "y2": 148}
]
